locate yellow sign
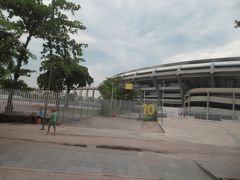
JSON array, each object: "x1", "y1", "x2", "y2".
[
  {"x1": 125, "y1": 83, "x2": 133, "y2": 90},
  {"x1": 144, "y1": 104, "x2": 155, "y2": 115}
]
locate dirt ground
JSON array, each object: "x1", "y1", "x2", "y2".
[{"x1": 63, "y1": 117, "x2": 164, "y2": 133}]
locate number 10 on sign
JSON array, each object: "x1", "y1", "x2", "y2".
[{"x1": 144, "y1": 104, "x2": 155, "y2": 115}]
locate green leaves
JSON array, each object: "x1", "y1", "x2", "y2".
[
  {"x1": 235, "y1": 20, "x2": 240, "y2": 28},
  {"x1": 38, "y1": 0, "x2": 91, "y2": 92},
  {"x1": 99, "y1": 78, "x2": 139, "y2": 100},
  {"x1": 1, "y1": 79, "x2": 29, "y2": 90},
  {"x1": 0, "y1": 0, "x2": 90, "y2": 92},
  {"x1": 1, "y1": 0, "x2": 51, "y2": 36},
  {"x1": 37, "y1": 55, "x2": 93, "y2": 92}
]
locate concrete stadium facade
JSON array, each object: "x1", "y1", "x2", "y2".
[{"x1": 116, "y1": 57, "x2": 240, "y2": 120}]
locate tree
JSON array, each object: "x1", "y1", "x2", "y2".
[
  {"x1": 0, "y1": 29, "x2": 35, "y2": 86},
  {"x1": 0, "y1": 0, "x2": 86, "y2": 112},
  {"x1": 0, "y1": 0, "x2": 51, "y2": 86},
  {"x1": 37, "y1": 0, "x2": 88, "y2": 92},
  {"x1": 37, "y1": 56, "x2": 93, "y2": 127},
  {"x1": 0, "y1": 31, "x2": 14, "y2": 81},
  {"x1": 64, "y1": 62, "x2": 93, "y2": 93},
  {"x1": 0, "y1": 0, "x2": 52, "y2": 111},
  {"x1": 99, "y1": 78, "x2": 119, "y2": 100},
  {"x1": 37, "y1": 0, "x2": 90, "y2": 120},
  {"x1": 99, "y1": 78, "x2": 139, "y2": 100},
  {"x1": 37, "y1": 56, "x2": 93, "y2": 93},
  {"x1": 235, "y1": 20, "x2": 240, "y2": 28},
  {"x1": 37, "y1": 55, "x2": 66, "y2": 92}
]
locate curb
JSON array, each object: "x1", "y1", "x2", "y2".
[
  {"x1": 157, "y1": 119, "x2": 166, "y2": 133},
  {"x1": 0, "y1": 166, "x2": 158, "y2": 180},
  {"x1": 0, "y1": 137, "x2": 173, "y2": 154},
  {"x1": 194, "y1": 161, "x2": 219, "y2": 180}
]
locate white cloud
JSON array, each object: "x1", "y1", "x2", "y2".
[
  {"x1": 71, "y1": 33, "x2": 97, "y2": 44},
  {"x1": 165, "y1": 40, "x2": 240, "y2": 63},
  {"x1": 22, "y1": 0, "x2": 240, "y2": 88}
]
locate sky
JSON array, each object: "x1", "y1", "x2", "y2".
[{"x1": 22, "y1": 0, "x2": 240, "y2": 88}]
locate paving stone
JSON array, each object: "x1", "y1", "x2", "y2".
[
  {"x1": 65, "y1": 166, "x2": 78, "y2": 172},
  {"x1": 90, "y1": 168, "x2": 104, "y2": 174},
  {"x1": 0, "y1": 140, "x2": 225, "y2": 180},
  {"x1": 128, "y1": 169, "x2": 140, "y2": 177},
  {"x1": 103, "y1": 168, "x2": 116, "y2": 176},
  {"x1": 163, "y1": 172, "x2": 212, "y2": 180},
  {"x1": 116, "y1": 168, "x2": 128, "y2": 176},
  {"x1": 78, "y1": 166, "x2": 92, "y2": 173}
]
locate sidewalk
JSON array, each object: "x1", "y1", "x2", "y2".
[
  {"x1": 0, "y1": 123, "x2": 240, "y2": 158},
  {"x1": 0, "y1": 116, "x2": 240, "y2": 179},
  {"x1": 0, "y1": 139, "x2": 212, "y2": 180},
  {"x1": 196, "y1": 160, "x2": 240, "y2": 180},
  {"x1": 0, "y1": 168, "x2": 152, "y2": 180},
  {"x1": 157, "y1": 116, "x2": 240, "y2": 146}
]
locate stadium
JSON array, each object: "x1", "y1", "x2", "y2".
[{"x1": 116, "y1": 57, "x2": 240, "y2": 120}]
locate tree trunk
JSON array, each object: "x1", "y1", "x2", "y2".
[
  {"x1": 5, "y1": 89, "x2": 14, "y2": 112},
  {"x1": 64, "y1": 92, "x2": 69, "y2": 108},
  {"x1": 55, "y1": 92, "x2": 60, "y2": 108},
  {"x1": 61, "y1": 91, "x2": 69, "y2": 125},
  {"x1": 6, "y1": 34, "x2": 32, "y2": 112},
  {"x1": 55, "y1": 92, "x2": 60, "y2": 123}
]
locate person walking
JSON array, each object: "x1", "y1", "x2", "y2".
[
  {"x1": 46, "y1": 108, "x2": 57, "y2": 135},
  {"x1": 36, "y1": 107, "x2": 44, "y2": 125}
]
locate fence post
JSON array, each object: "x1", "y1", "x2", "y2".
[
  {"x1": 80, "y1": 98, "x2": 83, "y2": 119},
  {"x1": 41, "y1": 90, "x2": 50, "y2": 130},
  {"x1": 73, "y1": 93, "x2": 76, "y2": 121},
  {"x1": 61, "y1": 93, "x2": 67, "y2": 125},
  {"x1": 87, "y1": 97, "x2": 89, "y2": 118}
]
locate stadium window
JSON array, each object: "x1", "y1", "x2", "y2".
[
  {"x1": 190, "y1": 93, "x2": 207, "y2": 96},
  {"x1": 235, "y1": 104, "x2": 240, "y2": 111},
  {"x1": 210, "y1": 93, "x2": 232, "y2": 98},
  {"x1": 190, "y1": 101, "x2": 207, "y2": 107},
  {"x1": 209, "y1": 102, "x2": 232, "y2": 110}
]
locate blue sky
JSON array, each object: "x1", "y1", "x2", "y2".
[{"x1": 22, "y1": 0, "x2": 240, "y2": 87}]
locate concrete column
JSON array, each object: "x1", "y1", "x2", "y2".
[
  {"x1": 233, "y1": 91, "x2": 235, "y2": 120},
  {"x1": 207, "y1": 91, "x2": 209, "y2": 120},
  {"x1": 188, "y1": 93, "x2": 190, "y2": 111},
  {"x1": 236, "y1": 76, "x2": 240, "y2": 87},
  {"x1": 210, "y1": 63, "x2": 215, "y2": 87},
  {"x1": 79, "y1": 89, "x2": 82, "y2": 97},
  {"x1": 153, "y1": 78, "x2": 160, "y2": 105},
  {"x1": 92, "y1": 89, "x2": 95, "y2": 99},
  {"x1": 177, "y1": 76, "x2": 184, "y2": 108},
  {"x1": 183, "y1": 95, "x2": 186, "y2": 110},
  {"x1": 210, "y1": 75, "x2": 215, "y2": 87}
]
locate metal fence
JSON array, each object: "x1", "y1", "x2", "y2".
[
  {"x1": 0, "y1": 88, "x2": 161, "y2": 122},
  {"x1": 0, "y1": 89, "x2": 102, "y2": 123},
  {"x1": 185, "y1": 111, "x2": 240, "y2": 121},
  {"x1": 5, "y1": 88, "x2": 238, "y2": 122},
  {"x1": 0, "y1": 89, "x2": 154, "y2": 122},
  {"x1": 100, "y1": 99, "x2": 145, "y2": 119}
]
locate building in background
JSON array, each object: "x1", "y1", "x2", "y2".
[{"x1": 115, "y1": 57, "x2": 240, "y2": 120}]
